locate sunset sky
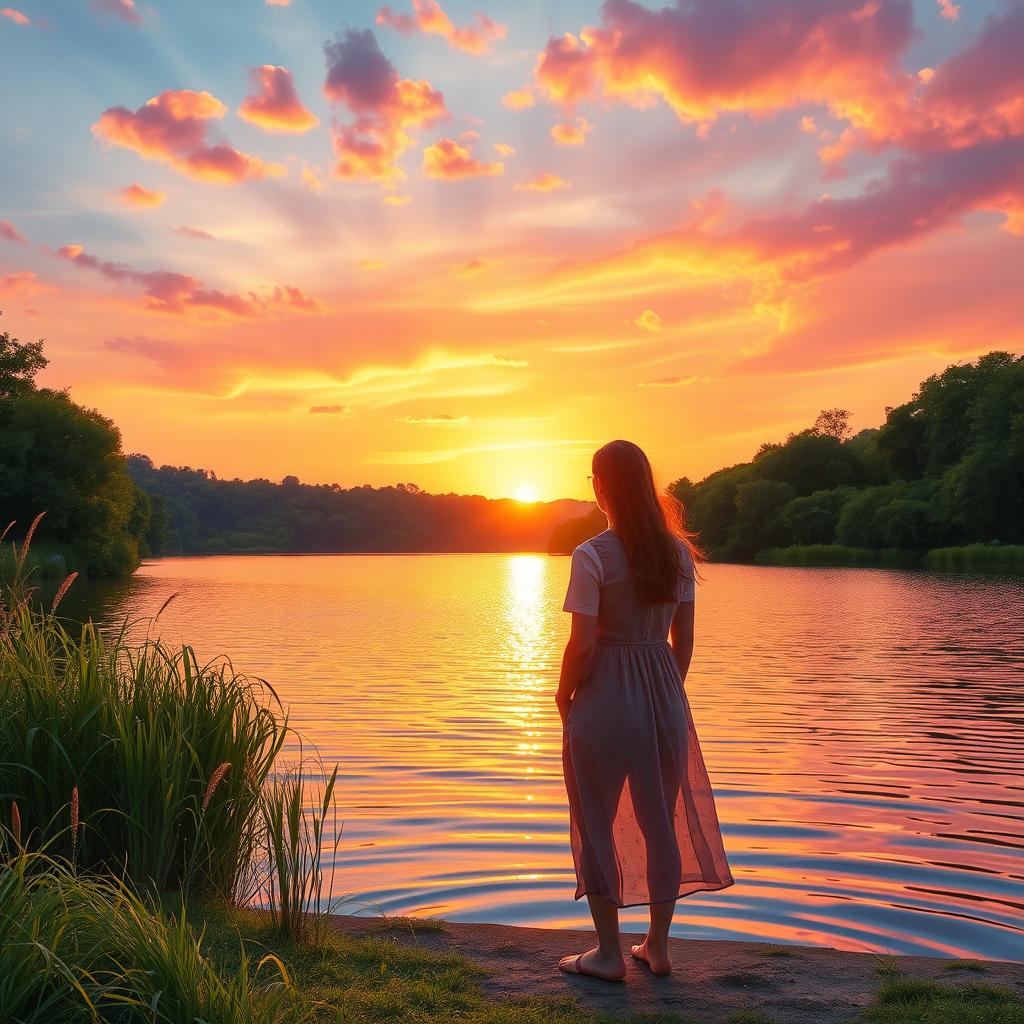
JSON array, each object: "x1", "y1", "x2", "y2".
[{"x1": 2, "y1": 0, "x2": 1022, "y2": 500}]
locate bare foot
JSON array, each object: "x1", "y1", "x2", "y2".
[
  {"x1": 629, "y1": 938, "x2": 671, "y2": 976},
  {"x1": 558, "y1": 946, "x2": 626, "y2": 982}
]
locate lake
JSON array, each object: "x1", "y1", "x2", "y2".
[{"x1": 67, "y1": 554, "x2": 1024, "y2": 960}]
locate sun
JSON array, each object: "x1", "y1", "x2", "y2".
[{"x1": 514, "y1": 484, "x2": 539, "y2": 503}]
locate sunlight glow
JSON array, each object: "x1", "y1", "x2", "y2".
[{"x1": 514, "y1": 484, "x2": 539, "y2": 503}]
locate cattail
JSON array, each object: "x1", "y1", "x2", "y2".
[
  {"x1": 202, "y1": 762, "x2": 232, "y2": 812},
  {"x1": 70, "y1": 786, "x2": 79, "y2": 864},
  {"x1": 11, "y1": 800, "x2": 21, "y2": 848},
  {"x1": 51, "y1": 571, "x2": 79, "y2": 613}
]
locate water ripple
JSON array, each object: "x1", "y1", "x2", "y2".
[{"x1": 69, "y1": 554, "x2": 1024, "y2": 960}]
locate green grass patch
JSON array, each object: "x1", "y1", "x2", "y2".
[
  {"x1": 727, "y1": 1010, "x2": 776, "y2": 1024},
  {"x1": 860, "y1": 978, "x2": 1024, "y2": 1024},
  {"x1": 874, "y1": 955, "x2": 903, "y2": 979},
  {"x1": 943, "y1": 959, "x2": 987, "y2": 973},
  {"x1": 192, "y1": 902, "x2": 696, "y2": 1023}
]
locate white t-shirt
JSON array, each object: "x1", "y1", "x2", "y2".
[{"x1": 562, "y1": 533, "x2": 695, "y2": 615}]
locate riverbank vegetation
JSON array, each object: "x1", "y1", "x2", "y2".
[
  {"x1": 551, "y1": 352, "x2": 1024, "y2": 571},
  {"x1": 0, "y1": 528, "x2": 341, "y2": 1020}
]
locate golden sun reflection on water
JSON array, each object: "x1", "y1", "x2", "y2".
[{"x1": 72, "y1": 554, "x2": 1024, "y2": 960}]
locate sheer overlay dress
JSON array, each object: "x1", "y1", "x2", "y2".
[{"x1": 561, "y1": 528, "x2": 734, "y2": 907}]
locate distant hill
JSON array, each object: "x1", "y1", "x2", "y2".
[{"x1": 127, "y1": 456, "x2": 595, "y2": 555}]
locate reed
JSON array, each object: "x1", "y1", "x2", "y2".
[
  {"x1": 257, "y1": 756, "x2": 341, "y2": 945},
  {"x1": 1, "y1": 519, "x2": 339, "y2": 928},
  {"x1": 754, "y1": 545, "x2": 919, "y2": 568},
  {"x1": 924, "y1": 545, "x2": 1024, "y2": 574}
]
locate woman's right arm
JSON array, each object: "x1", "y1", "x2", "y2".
[{"x1": 669, "y1": 599, "x2": 695, "y2": 685}]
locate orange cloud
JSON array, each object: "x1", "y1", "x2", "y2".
[
  {"x1": 396, "y1": 414, "x2": 469, "y2": 424},
  {"x1": 634, "y1": 309, "x2": 661, "y2": 332},
  {"x1": 550, "y1": 116, "x2": 591, "y2": 145},
  {"x1": 514, "y1": 172, "x2": 568, "y2": 192},
  {"x1": 324, "y1": 28, "x2": 448, "y2": 183},
  {"x1": 310, "y1": 404, "x2": 355, "y2": 414},
  {"x1": 422, "y1": 138, "x2": 503, "y2": 179},
  {"x1": 118, "y1": 183, "x2": 166, "y2": 208},
  {"x1": 376, "y1": 0, "x2": 506, "y2": 55},
  {"x1": 93, "y1": 89, "x2": 286, "y2": 184},
  {"x1": 57, "y1": 244, "x2": 324, "y2": 319},
  {"x1": 238, "y1": 65, "x2": 319, "y2": 134},
  {"x1": 301, "y1": 163, "x2": 325, "y2": 191},
  {"x1": 0, "y1": 271, "x2": 55, "y2": 298},
  {"x1": 1, "y1": 8, "x2": 29, "y2": 25},
  {"x1": 381, "y1": 194, "x2": 412, "y2": 206},
  {"x1": 453, "y1": 258, "x2": 488, "y2": 279},
  {"x1": 0, "y1": 219, "x2": 27, "y2": 243},
  {"x1": 92, "y1": 0, "x2": 142, "y2": 24},
  {"x1": 493, "y1": 143, "x2": 515, "y2": 156},
  {"x1": 502, "y1": 87, "x2": 535, "y2": 110}
]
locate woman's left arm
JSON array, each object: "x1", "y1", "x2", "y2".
[{"x1": 555, "y1": 612, "x2": 597, "y2": 723}]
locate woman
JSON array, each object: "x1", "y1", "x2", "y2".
[{"x1": 556, "y1": 439, "x2": 733, "y2": 981}]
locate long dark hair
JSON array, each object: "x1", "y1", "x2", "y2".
[{"x1": 592, "y1": 439, "x2": 704, "y2": 604}]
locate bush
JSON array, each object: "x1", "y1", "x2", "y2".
[{"x1": 924, "y1": 545, "x2": 1024, "y2": 573}]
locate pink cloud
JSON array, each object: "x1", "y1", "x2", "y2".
[
  {"x1": 422, "y1": 137, "x2": 503, "y2": 179},
  {"x1": 174, "y1": 225, "x2": 216, "y2": 241},
  {"x1": 0, "y1": 219, "x2": 28, "y2": 244},
  {"x1": 238, "y1": 65, "x2": 319, "y2": 134},
  {"x1": 0, "y1": 271, "x2": 55, "y2": 298},
  {"x1": 57, "y1": 244, "x2": 324, "y2": 319},
  {"x1": 937, "y1": 0, "x2": 959, "y2": 21},
  {"x1": 324, "y1": 28, "x2": 448, "y2": 182},
  {"x1": 1, "y1": 8, "x2": 29, "y2": 26},
  {"x1": 554, "y1": 135, "x2": 1024, "y2": 308},
  {"x1": 534, "y1": 0, "x2": 913, "y2": 123},
  {"x1": 376, "y1": 0, "x2": 506, "y2": 55},
  {"x1": 118, "y1": 183, "x2": 166, "y2": 208},
  {"x1": 93, "y1": 89, "x2": 286, "y2": 185},
  {"x1": 92, "y1": 0, "x2": 142, "y2": 25}
]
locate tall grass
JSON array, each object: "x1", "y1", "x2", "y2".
[
  {"x1": 258, "y1": 757, "x2": 341, "y2": 946},
  {"x1": 0, "y1": 851, "x2": 306, "y2": 1024},
  {"x1": 1, "y1": 515, "x2": 342, "y2": 944}
]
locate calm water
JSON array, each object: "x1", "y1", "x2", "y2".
[{"x1": 70, "y1": 555, "x2": 1024, "y2": 961}]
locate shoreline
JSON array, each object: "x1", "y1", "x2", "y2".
[{"x1": 328, "y1": 913, "x2": 1024, "y2": 1024}]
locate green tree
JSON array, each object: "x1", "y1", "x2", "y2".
[
  {"x1": 0, "y1": 327, "x2": 47, "y2": 399},
  {"x1": 0, "y1": 333, "x2": 149, "y2": 574},
  {"x1": 780, "y1": 487, "x2": 856, "y2": 545},
  {"x1": 726, "y1": 479, "x2": 796, "y2": 559}
]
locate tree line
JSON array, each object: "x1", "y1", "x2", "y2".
[
  {"x1": 550, "y1": 351, "x2": 1024, "y2": 563},
  {"x1": 2, "y1": 327, "x2": 1020, "y2": 574}
]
